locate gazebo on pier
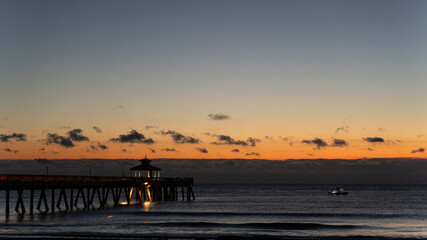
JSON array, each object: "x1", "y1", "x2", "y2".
[{"x1": 130, "y1": 156, "x2": 161, "y2": 179}]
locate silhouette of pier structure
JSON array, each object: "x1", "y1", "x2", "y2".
[{"x1": 0, "y1": 157, "x2": 195, "y2": 216}]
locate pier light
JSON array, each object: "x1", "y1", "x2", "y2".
[{"x1": 129, "y1": 156, "x2": 161, "y2": 179}]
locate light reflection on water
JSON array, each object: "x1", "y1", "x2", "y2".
[{"x1": 0, "y1": 184, "x2": 426, "y2": 239}]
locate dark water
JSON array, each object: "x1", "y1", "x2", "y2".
[{"x1": 1, "y1": 184, "x2": 426, "y2": 239}]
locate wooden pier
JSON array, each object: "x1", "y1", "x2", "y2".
[{"x1": 0, "y1": 174, "x2": 195, "y2": 216}]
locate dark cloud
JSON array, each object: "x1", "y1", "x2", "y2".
[
  {"x1": 98, "y1": 143, "x2": 108, "y2": 150},
  {"x1": 247, "y1": 137, "x2": 261, "y2": 147},
  {"x1": 111, "y1": 130, "x2": 154, "y2": 144},
  {"x1": 411, "y1": 148, "x2": 425, "y2": 154},
  {"x1": 245, "y1": 152, "x2": 260, "y2": 156},
  {"x1": 302, "y1": 138, "x2": 328, "y2": 149},
  {"x1": 231, "y1": 149, "x2": 240, "y2": 153},
  {"x1": 93, "y1": 126, "x2": 102, "y2": 133},
  {"x1": 149, "y1": 148, "x2": 156, "y2": 153},
  {"x1": 122, "y1": 149, "x2": 127, "y2": 152},
  {"x1": 211, "y1": 135, "x2": 258, "y2": 146},
  {"x1": 332, "y1": 139, "x2": 348, "y2": 147},
  {"x1": 67, "y1": 129, "x2": 89, "y2": 142},
  {"x1": 161, "y1": 148, "x2": 176, "y2": 152},
  {"x1": 44, "y1": 133, "x2": 75, "y2": 148},
  {"x1": 196, "y1": 147, "x2": 208, "y2": 153},
  {"x1": 363, "y1": 137, "x2": 384, "y2": 143},
  {"x1": 335, "y1": 126, "x2": 349, "y2": 133},
  {"x1": 39, "y1": 148, "x2": 45, "y2": 151},
  {"x1": 0, "y1": 133, "x2": 27, "y2": 142},
  {"x1": 208, "y1": 113, "x2": 230, "y2": 120},
  {"x1": 4, "y1": 148, "x2": 18, "y2": 153},
  {"x1": 89, "y1": 145, "x2": 97, "y2": 151},
  {"x1": 365, "y1": 148, "x2": 374, "y2": 151},
  {"x1": 161, "y1": 130, "x2": 199, "y2": 144}
]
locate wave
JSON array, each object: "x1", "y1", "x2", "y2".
[{"x1": 117, "y1": 210, "x2": 411, "y2": 219}]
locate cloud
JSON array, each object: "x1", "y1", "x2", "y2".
[
  {"x1": 39, "y1": 148, "x2": 45, "y2": 151},
  {"x1": 93, "y1": 126, "x2": 102, "y2": 133},
  {"x1": 264, "y1": 136, "x2": 273, "y2": 140},
  {"x1": 302, "y1": 138, "x2": 328, "y2": 149},
  {"x1": 145, "y1": 126, "x2": 157, "y2": 130},
  {"x1": 378, "y1": 128, "x2": 387, "y2": 132},
  {"x1": 332, "y1": 139, "x2": 348, "y2": 147},
  {"x1": 149, "y1": 148, "x2": 156, "y2": 153},
  {"x1": 161, "y1": 130, "x2": 199, "y2": 144},
  {"x1": 211, "y1": 135, "x2": 258, "y2": 146},
  {"x1": 44, "y1": 133, "x2": 75, "y2": 148},
  {"x1": 4, "y1": 148, "x2": 18, "y2": 153},
  {"x1": 196, "y1": 147, "x2": 208, "y2": 153},
  {"x1": 417, "y1": 134, "x2": 425, "y2": 138},
  {"x1": 89, "y1": 142, "x2": 108, "y2": 151},
  {"x1": 231, "y1": 149, "x2": 240, "y2": 153},
  {"x1": 111, "y1": 130, "x2": 154, "y2": 144},
  {"x1": 208, "y1": 113, "x2": 230, "y2": 120},
  {"x1": 0, "y1": 133, "x2": 27, "y2": 142},
  {"x1": 245, "y1": 152, "x2": 260, "y2": 156},
  {"x1": 122, "y1": 149, "x2": 127, "y2": 152},
  {"x1": 335, "y1": 126, "x2": 349, "y2": 133},
  {"x1": 365, "y1": 148, "x2": 374, "y2": 151},
  {"x1": 411, "y1": 148, "x2": 425, "y2": 154},
  {"x1": 363, "y1": 137, "x2": 384, "y2": 143},
  {"x1": 98, "y1": 143, "x2": 108, "y2": 150},
  {"x1": 161, "y1": 148, "x2": 177, "y2": 152},
  {"x1": 67, "y1": 129, "x2": 89, "y2": 142},
  {"x1": 247, "y1": 137, "x2": 261, "y2": 147}
]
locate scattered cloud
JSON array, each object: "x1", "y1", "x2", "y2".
[
  {"x1": 67, "y1": 129, "x2": 89, "y2": 142},
  {"x1": 411, "y1": 148, "x2": 425, "y2": 154},
  {"x1": 332, "y1": 139, "x2": 348, "y2": 147},
  {"x1": 111, "y1": 130, "x2": 154, "y2": 144},
  {"x1": 264, "y1": 136, "x2": 273, "y2": 140},
  {"x1": 245, "y1": 152, "x2": 260, "y2": 156},
  {"x1": 231, "y1": 149, "x2": 240, "y2": 153},
  {"x1": 0, "y1": 133, "x2": 27, "y2": 142},
  {"x1": 378, "y1": 128, "x2": 387, "y2": 132},
  {"x1": 363, "y1": 137, "x2": 384, "y2": 143},
  {"x1": 89, "y1": 142, "x2": 108, "y2": 151},
  {"x1": 161, "y1": 130, "x2": 199, "y2": 144},
  {"x1": 302, "y1": 138, "x2": 328, "y2": 149},
  {"x1": 196, "y1": 147, "x2": 208, "y2": 153},
  {"x1": 98, "y1": 143, "x2": 108, "y2": 150},
  {"x1": 161, "y1": 148, "x2": 177, "y2": 152},
  {"x1": 93, "y1": 126, "x2": 102, "y2": 133},
  {"x1": 247, "y1": 137, "x2": 261, "y2": 147},
  {"x1": 208, "y1": 113, "x2": 230, "y2": 120},
  {"x1": 44, "y1": 133, "x2": 75, "y2": 148},
  {"x1": 4, "y1": 148, "x2": 18, "y2": 153},
  {"x1": 211, "y1": 135, "x2": 259, "y2": 147},
  {"x1": 335, "y1": 126, "x2": 349, "y2": 134}
]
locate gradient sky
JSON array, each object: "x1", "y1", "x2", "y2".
[{"x1": 1, "y1": 0, "x2": 427, "y2": 160}]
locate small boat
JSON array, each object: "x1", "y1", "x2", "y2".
[{"x1": 328, "y1": 187, "x2": 348, "y2": 195}]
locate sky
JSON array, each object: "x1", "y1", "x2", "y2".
[{"x1": 1, "y1": 0, "x2": 427, "y2": 160}]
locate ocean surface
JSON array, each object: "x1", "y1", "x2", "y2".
[{"x1": 0, "y1": 184, "x2": 426, "y2": 239}]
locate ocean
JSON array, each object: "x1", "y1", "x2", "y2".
[{"x1": 0, "y1": 184, "x2": 426, "y2": 239}]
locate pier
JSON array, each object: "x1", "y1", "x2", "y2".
[
  {"x1": 0, "y1": 157, "x2": 195, "y2": 216},
  {"x1": 0, "y1": 174, "x2": 194, "y2": 215}
]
